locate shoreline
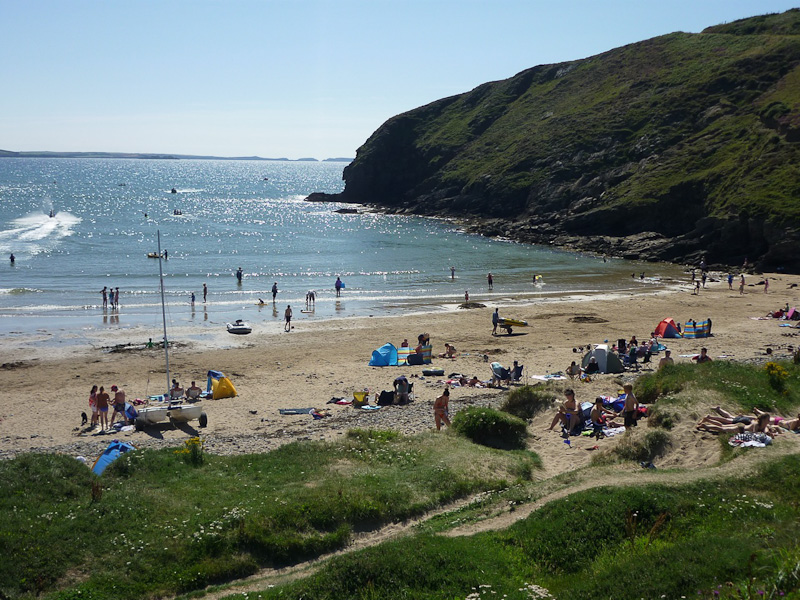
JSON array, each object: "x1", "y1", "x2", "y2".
[{"x1": 2, "y1": 273, "x2": 798, "y2": 461}]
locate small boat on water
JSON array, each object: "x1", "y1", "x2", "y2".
[
  {"x1": 227, "y1": 319, "x2": 252, "y2": 335},
  {"x1": 147, "y1": 252, "x2": 161, "y2": 258}
]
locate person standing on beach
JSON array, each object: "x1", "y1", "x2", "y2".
[
  {"x1": 109, "y1": 385, "x2": 127, "y2": 427},
  {"x1": 727, "y1": 273, "x2": 733, "y2": 290},
  {"x1": 433, "y1": 388, "x2": 451, "y2": 430},
  {"x1": 739, "y1": 273, "x2": 745, "y2": 295},
  {"x1": 764, "y1": 278, "x2": 769, "y2": 294},
  {"x1": 622, "y1": 384, "x2": 638, "y2": 430},
  {"x1": 191, "y1": 291, "x2": 195, "y2": 306},
  {"x1": 96, "y1": 386, "x2": 110, "y2": 430},
  {"x1": 492, "y1": 308, "x2": 500, "y2": 335},
  {"x1": 236, "y1": 267, "x2": 243, "y2": 284},
  {"x1": 464, "y1": 291, "x2": 469, "y2": 303},
  {"x1": 203, "y1": 283, "x2": 208, "y2": 303},
  {"x1": 487, "y1": 272, "x2": 493, "y2": 290},
  {"x1": 450, "y1": 266, "x2": 455, "y2": 280},
  {"x1": 9, "y1": 253, "x2": 14, "y2": 264},
  {"x1": 284, "y1": 304, "x2": 292, "y2": 332},
  {"x1": 335, "y1": 277, "x2": 342, "y2": 297},
  {"x1": 89, "y1": 384, "x2": 98, "y2": 428},
  {"x1": 272, "y1": 282, "x2": 278, "y2": 302},
  {"x1": 101, "y1": 286, "x2": 108, "y2": 308},
  {"x1": 114, "y1": 287, "x2": 120, "y2": 309}
]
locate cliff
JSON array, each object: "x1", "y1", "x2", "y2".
[{"x1": 310, "y1": 10, "x2": 800, "y2": 272}]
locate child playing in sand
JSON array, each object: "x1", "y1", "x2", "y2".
[{"x1": 622, "y1": 384, "x2": 639, "y2": 430}]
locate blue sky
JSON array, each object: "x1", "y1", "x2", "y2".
[{"x1": 1, "y1": 0, "x2": 797, "y2": 159}]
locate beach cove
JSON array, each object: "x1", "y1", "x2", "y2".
[{"x1": 2, "y1": 272, "x2": 799, "y2": 467}]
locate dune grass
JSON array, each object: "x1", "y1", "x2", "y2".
[
  {"x1": 246, "y1": 455, "x2": 800, "y2": 600},
  {"x1": 0, "y1": 430, "x2": 540, "y2": 600},
  {"x1": 634, "y1": 359, "x2": 800, "y2": 414}
]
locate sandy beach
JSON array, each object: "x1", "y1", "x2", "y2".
[{"x1": 2, "y1": 272, "x2": 799, "y2": 464}]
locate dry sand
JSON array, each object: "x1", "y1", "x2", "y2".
[{"x1": 2, "y1": 272, "x2": 799, "y2": 466}]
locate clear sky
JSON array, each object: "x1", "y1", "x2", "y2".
[{"x1": 1, "y1": 0, "x2": 797, "y2": 159}]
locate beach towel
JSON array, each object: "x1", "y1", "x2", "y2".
[
  {"x1": 279, "y1": 407, "x2": 316, "y2": 415},
  {"x1": 531, "y1": 374, "x2": 567, "y2": 381},
  {"x1": 360, "y1": 405, "x2": 382, "y2": 411},
  {"x1": 729, "y1": 432, "x2": 772, "y2": 447}
]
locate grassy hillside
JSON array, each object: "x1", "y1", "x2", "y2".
[
  {"x1": 2, "y1": 360, "x2": 800, "y2": 599},
  {"x1": 332, "y1": 10, "x2": 800, "y2": 271}
]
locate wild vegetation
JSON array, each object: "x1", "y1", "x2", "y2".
[
  {"x1": 317, "y1": 10, "x2": 800, "y2": 271},
  {"x1": 2, "y1": 361, "x2": 799, "y2": 600}
]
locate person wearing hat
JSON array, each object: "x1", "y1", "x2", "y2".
[{"x1": 109, "y1": 385, "x2": 127, "y2": 427}]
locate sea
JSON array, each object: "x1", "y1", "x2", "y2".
[{"x1": 0, "y1": 158, "x2": 686, "y2": 346}]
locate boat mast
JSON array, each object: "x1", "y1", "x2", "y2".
[{"x1": 156, "y1": 230, "x2": 171, "y2": 395}]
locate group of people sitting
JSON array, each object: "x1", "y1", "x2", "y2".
[
  {"x1": 170, "y1": 379, "x2": 203, "y2": 400},
  {"x1": 697, "y1": 406, "x2": 799, "y2": 435},
  {"x1": 490, "y1": 360, "x2": 524, "y2": 386},
  {"x1": 547, "y1": 385, "x2": 641, "y2": 438}
]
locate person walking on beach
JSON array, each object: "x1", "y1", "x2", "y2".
[
  {"x1": 203, "y1": 283, "x2": 208, "y2": 303},
  {"x1": 727, "y1": 273, "x2": 733, "y2": 290},
  {"x1": 764, "y1": 277, "x2": 769, "y2": 294},
  {"x1": 96, "y1": 386, "x2": 110, "y2": 430},
  {"x1": 487, "y1": 272, "x2": 493, "y2": 290},
  {"x1": 739, "y1": 273, "x2": 745, "y2": 295},
  {"x1": 284, "y1": 304, "x2": 292, "y2": 332},
  {"x1": 335, "y1": 277, "x2": 342, "y2": 297},
  {"x1": 272, "y1": 282, "x2": 278, "y2": 302},
  {"x1": 492, "y1": 307, "x2": 500, "y2": 335},
  {"x1": 433, "y1": 388, "x2": 451, "y2": 431},
  {"x1": 236, "y1": 267, "x2": 243, "y2": 284}
]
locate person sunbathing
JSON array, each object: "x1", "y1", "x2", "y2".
[
  {"x1": 547, "y1": 389, "x2": 580, "y2": 432},
  {"x1": 697, "y1": 413, "x2": 777, "y2": 435},
  {"x1": 708, "y1": 406, "x2": 791, "y2": 427},
  {"x1": 566, "y1": 361, "x2": 581, "y2": 379}
]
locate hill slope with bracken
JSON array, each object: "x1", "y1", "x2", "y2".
[{"x1": 310, "y1": 10, "x2": 800, "y2": 272}]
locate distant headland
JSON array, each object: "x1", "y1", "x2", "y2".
[{"x1": 0, "y1": 149, "x2": 353, "y2": 162}]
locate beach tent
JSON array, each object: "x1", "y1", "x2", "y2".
[
  {"x1": 581, "y1": 344, "x2": 624, "y2": 374},
  {"x1": 368, "y1": 343, "x2": 398, "y2": 367},
  {"x1": 92, "y1": 440, "x2": 136, "y2": 475},
  {"x1": 207, "y1": 370, "x2": 238, "y2": 399},
  {"x1": 683, "y1": 320, "x2": 711, "y2": 339},
  {"x1": 654, "y1": 318, "x2": 682, "y2": 338}
]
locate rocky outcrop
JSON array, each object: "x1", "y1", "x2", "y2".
[{"x1": 309, "y1": 10, "x2": 800, "y2": 273}]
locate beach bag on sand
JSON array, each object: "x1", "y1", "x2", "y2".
[
  {"x1": 377, "y1": 390, "x2": 395, "y2": 406},
  {"x1": 353, "y1": 391, "x2": 369, "y2": 408}
]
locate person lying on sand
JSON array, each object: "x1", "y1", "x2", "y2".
[
  {"x1": 708, "y1": 406, "x2": 793, "y2": 428},
  {"x1": 697, "y1": 412, "x2": 778, "y2": 435}
]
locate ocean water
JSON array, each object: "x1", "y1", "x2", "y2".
[{"x1": 0, "y1": 158, "x2": 684, "y2": 339}]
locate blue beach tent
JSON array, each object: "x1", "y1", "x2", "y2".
[{"x1": 369, "y1": 343, "x2": 398, "y2": 367}]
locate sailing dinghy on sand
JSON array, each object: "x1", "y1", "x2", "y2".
[{"x1": 134, "y1": 231, "x2": 207, "y2": 431}]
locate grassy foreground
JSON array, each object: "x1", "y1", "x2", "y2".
[
  {"x1": 0, "y1": 430, "x2": 540, "y2": 600},
  {"x1": 246, "y1": 455, "x2": 800, "y2": 600}
]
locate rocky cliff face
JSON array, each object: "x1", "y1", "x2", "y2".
[{"x1": 310, "y1": 10, "x2": 800, "y2": 272}]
